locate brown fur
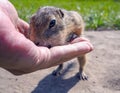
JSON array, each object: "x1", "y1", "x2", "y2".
[{"x1": 29, "y1": 6, "x2": 87, "y2": 80}]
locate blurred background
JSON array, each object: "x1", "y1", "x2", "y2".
[{"x1": 10, "y1": 0, "x2": 120, "y2": 31}]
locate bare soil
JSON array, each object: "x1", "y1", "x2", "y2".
[{"x1": 0, "y1": 31, "x2": 120, "y2": 93}]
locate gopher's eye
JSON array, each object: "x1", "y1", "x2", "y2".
[{"x1": 49, "y1": 19, "x2": 56, "y2": 28}]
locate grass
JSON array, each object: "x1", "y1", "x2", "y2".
[{"x1": 10, "y1": 0, "x2": 120, "y2": 30}]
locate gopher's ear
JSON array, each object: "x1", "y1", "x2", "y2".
[{"x1": 56, "y1": 9, "x2": 64, "y2": 18}]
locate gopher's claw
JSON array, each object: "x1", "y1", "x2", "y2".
[
  {"x1": 52, "y1": 70, "x2": 63, "y2": 76},
  {"x1": 76, "y1": 72, "x2": 88, "y2": 80}
]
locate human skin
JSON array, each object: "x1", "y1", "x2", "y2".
[{"x1": 0, "y1": 0, "x2": 93, "y2": 75}]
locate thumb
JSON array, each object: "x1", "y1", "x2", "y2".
[{"x1": 17, "y1": 18, "x2": 30, "y2": 38}]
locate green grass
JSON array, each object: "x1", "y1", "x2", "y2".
[{"x1": 10, "y1": 0, "x2": 120, "y2": 30}]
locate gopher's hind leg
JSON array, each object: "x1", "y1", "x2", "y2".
[
  {"x1": 52, "y1": 64, "x2": 63, "y2": 76},
  {"x1": 77, "y1": 56, "x2": 88, "y2": 80}
]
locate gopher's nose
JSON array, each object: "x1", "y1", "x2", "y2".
[
  {"x1": 35, "y1": 42, "x2": 39, "y2": 46},
  {"x1": 47, "y1": 45, "x2": 52, "y2": 49}
]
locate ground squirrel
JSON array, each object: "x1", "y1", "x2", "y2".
[{"x1": 29, "y1": 6, "x2": 87, "y2": 80}]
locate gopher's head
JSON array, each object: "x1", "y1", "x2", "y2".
[{"x1": 30, "y1": 6, "x2": 67, "y2": 48}]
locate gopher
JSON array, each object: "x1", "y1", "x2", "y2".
[{"x1": 29, "y1": 6, "x2": 87, "y2": 80}]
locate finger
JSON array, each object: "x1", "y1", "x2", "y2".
[
  {"x1": 71, "y1": 37, "x2": 90, "y2": 44},
  {"x1": 47, "y1": 40, "x2": 93, "y2": 67}
]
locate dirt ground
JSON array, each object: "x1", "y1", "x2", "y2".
[{"x1": 0, "y1": 31, "x2": 120, "y2": 93}]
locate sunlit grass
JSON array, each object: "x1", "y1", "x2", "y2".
[{"x1": 10, "y1": 0, "x2": 120, "y2": 30}]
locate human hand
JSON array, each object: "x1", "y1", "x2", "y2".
[{"x1": 0, "y1": 0, "x2": 93, "y2": 75}]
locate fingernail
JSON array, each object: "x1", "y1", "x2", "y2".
[{"x1": 87, "y1": 43, "x2": 94, "y2": 52}]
